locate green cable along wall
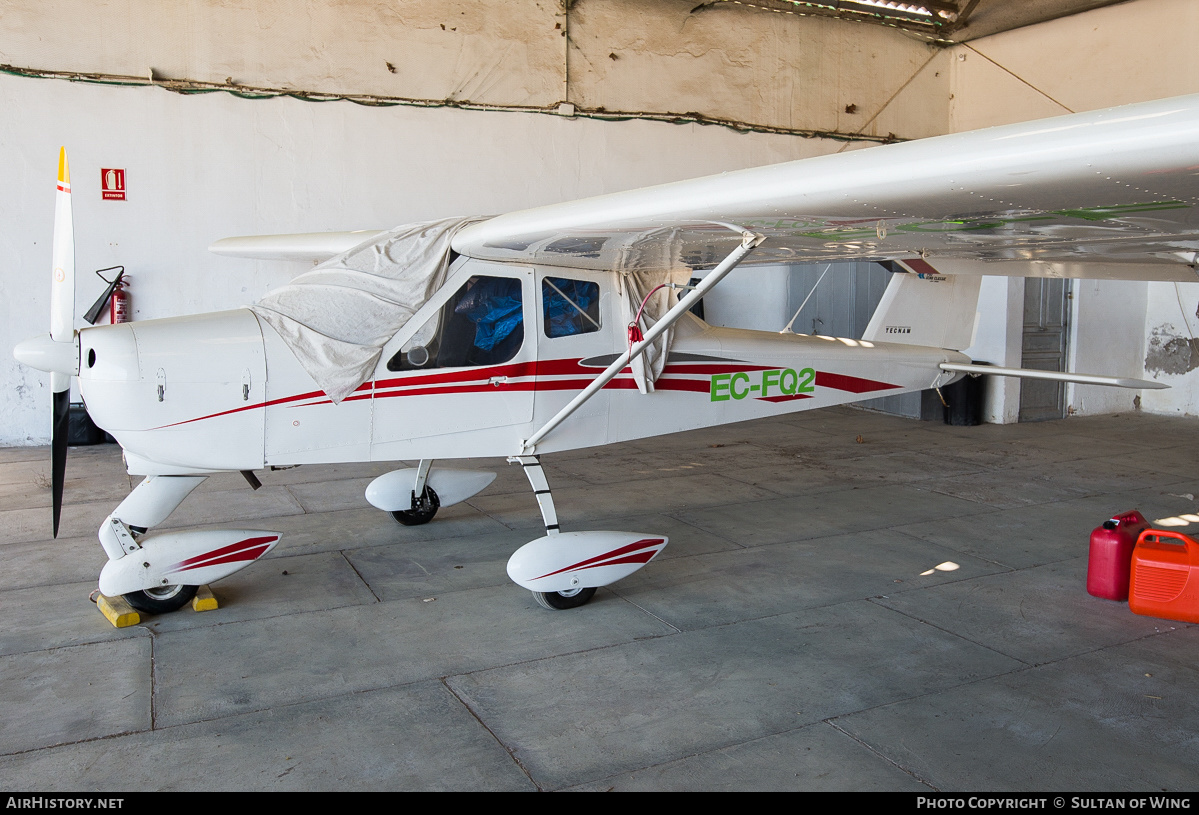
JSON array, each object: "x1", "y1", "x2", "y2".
[{"x1": 0, "y1": 63, "x2": 904, "y2": 146}]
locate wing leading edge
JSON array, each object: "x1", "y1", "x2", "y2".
[
  {"x1": 451, "y1": 94, "x2": 1199, "y2": 280},
  {"x1": 209, "y1": 230, "x2": 387, "y2": 263}
]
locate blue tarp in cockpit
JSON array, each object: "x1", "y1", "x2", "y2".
[{"x1": 453, "y1": 276, "x2": 523, "y2": 351}]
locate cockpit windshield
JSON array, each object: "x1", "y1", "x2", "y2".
[{"x1": 388, "y1": 275, "x2": 525, "y2": 372}]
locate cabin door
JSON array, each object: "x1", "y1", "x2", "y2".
[
  {"x1": 370, "y1": 263, "x2": 536, "y2": 460},
  {"x1": 529, "y1": 269, "x2": 616, "y2": 453}
]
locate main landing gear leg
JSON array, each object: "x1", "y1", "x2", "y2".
[
  {"x1": 508, "y1": 455, "x2": 596, "y2": 610},
  {"x1": 390, "y1": 459, "x2": 439, "y2": 526}
]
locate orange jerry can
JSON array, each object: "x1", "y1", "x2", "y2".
[{"x1": 1129, "y1": 529, "x2": 1199, "y2": 624}]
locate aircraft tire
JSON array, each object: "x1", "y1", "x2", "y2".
[
  {"x1": 533, "y1": 587, "x2": 596, "y2": 610},
  {"x1": 390, "y1": 505, "x2": 438, "y2": 526},
  {"x1": 123, "y1": 584, "x2": 198, "y2": 614},
  {"x1": 390, "y1": 487, "x2": 440, "y2": 526}
]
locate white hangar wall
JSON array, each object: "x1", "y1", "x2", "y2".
[
  {"x1": 2, "y1": 0, "x2": 1198, "y2": 444},
  {"x1": 0, "y1": 0, "x2": 947, "y2": 141},
  {"x1": 0, "y1": 0, "x2": 944, "y2": 445},
  {"x1": 0, "y1": 76, "x2": 862, "y2": 445},
  {"x1": 942, "y1": 0, "x2": 1199, "y2": 420}
]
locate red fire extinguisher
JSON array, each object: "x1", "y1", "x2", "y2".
[
  {"x1": 83, "y1": 266, "x2": 130, "y2": 326},
  {"x1": 110, "y1": 275, "x2": 130, "y2": 323}
]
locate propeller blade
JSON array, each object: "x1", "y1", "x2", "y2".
[
  {"x1": 51, "y1": 380, "x2": 69, "y2": 538},
  {"x1": 49, "y1": 148, "x2": 75, "y2": 538},
  {"x1": 50, "y1": 147, "x2": 75, "y2": 342}
]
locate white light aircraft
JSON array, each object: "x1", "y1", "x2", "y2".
[{"x1": 15, "y1": 94, "x2": 1198, "y2": 614}]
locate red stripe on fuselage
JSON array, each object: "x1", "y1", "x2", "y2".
[
  {"x1": 153, "y1": 385, "x2": 349, "y2": 428},
  {"x1": 758, "y1": 393, "x2": 814, "y2": 402},
  {"x1": 373, "y1": 360, "x2": 538, "y2": 391},
  {"x1": 655, "y1": 379, "x2": 712, "y2": 394},
  {"x1": 815, "y1": 371, "x2": 897, "y2": 393},
  {"x1": 902, "y1": 257, "x2": 941, "y2": 277},
  {"x1": 153, "y1": 357, "x2": 897, "y2": 428},
  {"x1": 664, "y1": 363, "x2": 771, "y2": 375}
]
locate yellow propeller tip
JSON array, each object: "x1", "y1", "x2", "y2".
[{"x1": 57, "y1": 147, "x2": 70, "y2": 185}]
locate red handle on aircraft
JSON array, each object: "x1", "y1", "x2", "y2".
[{"x1": 627, "y1": 283, "x2": 667, "y2": 353}]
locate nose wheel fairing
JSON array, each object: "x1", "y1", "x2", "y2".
[
  {"x1": 98, "y1": 524, "x2": 281, "y2": 598},
  {"x1": 95, "y1": 475, "x2": 280, "y2": 611}
]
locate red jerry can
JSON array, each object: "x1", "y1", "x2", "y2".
[
  {"x1": 1129, "y1": 529, "x2": 1199, "y2": 624},
  {"x1": 1087, "y1": 510, "x2": 1149, "y2": 601}
]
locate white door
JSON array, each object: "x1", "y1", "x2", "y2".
[
  {"x1": 370, "y1": 262, "x2": 536, "y2": 460},
  {"x1": 529, "y1": 269, "x2": 616, "y2": 453}
]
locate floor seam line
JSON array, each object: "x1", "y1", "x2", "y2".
[{"x1": 440, "y1": 677, "x2": 542, "y2": 791}]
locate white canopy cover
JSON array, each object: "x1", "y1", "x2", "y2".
[
  {"x1": 250, "y1": 215, "x2": 694, "y2": 403},
  {"x1": 250, "y1": 217, "x2": 482, "y2": 403}
]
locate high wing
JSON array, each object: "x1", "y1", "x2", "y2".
[
  {"x1": 210, "y1": 230, "x2": 386, "y2": 262},
  {"x1": 449, "y1": 94, "x2": 1199, "y2": 282}
]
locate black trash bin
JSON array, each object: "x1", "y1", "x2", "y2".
[
  {"x1": 68, "y1": 403, "x2": 114, "y2": 445},
  {"x1": 942, "y1": 365, "x2": 987, "y2": 426}
]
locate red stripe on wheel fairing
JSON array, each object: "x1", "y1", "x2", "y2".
[
  {"x1": 167, "y1": 543, "x2": 274, "y2": 574},
  {"x1": 533, "y1": 538, "x2": 665, "y2": 580},
  {"x1": 165, "y1": 535, "x2": 278, "y2": 574}
]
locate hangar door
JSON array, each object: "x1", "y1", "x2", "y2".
[
  {"x1": 1019, "y1": 278, "x2": 1070, "y2": 422},
  {"x1": 785, "y1": 262, "x2": 939, "y2": 420}
]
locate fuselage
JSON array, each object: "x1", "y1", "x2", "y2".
[{"x1": 77, "y1": 258, "x2": 967, "y2": 475}]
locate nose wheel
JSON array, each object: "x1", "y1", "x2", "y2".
[{"x1": 123, "y1": 583, "x2": 197, "y2": 614}]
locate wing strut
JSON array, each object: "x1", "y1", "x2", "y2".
[{"x1": 520, "y1": 225, "x2": 765, "y2": 454}]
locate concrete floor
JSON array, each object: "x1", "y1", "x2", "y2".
[{"x1": 1, "y1": 406, "x2": 1197, "y2": 791}]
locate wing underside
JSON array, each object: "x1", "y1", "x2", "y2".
[{"x1": 449, "y1": 94, "x2": 1199, "y2": 282}]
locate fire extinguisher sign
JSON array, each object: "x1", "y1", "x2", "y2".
[{"x1": 101, "y1": 168, "x2": 126, "y2": 201}]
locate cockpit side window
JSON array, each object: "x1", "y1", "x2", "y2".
[
  {"x1": 387, "y1": 275, "x2": 524, "y2": 371},
  {"x1": 542, "y1": 277, "x2": 601, "y2": 338}
]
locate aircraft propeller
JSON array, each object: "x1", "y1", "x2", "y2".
[
  {"x1": 12, "y1": 149, "x2": 81, "y2": 537},
  {"x1": 48, "y1": 147, "x2": 77, "y2": 537},
  {"x1": 33, "y1": 147, "x2": 78, "y2": 538}
]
